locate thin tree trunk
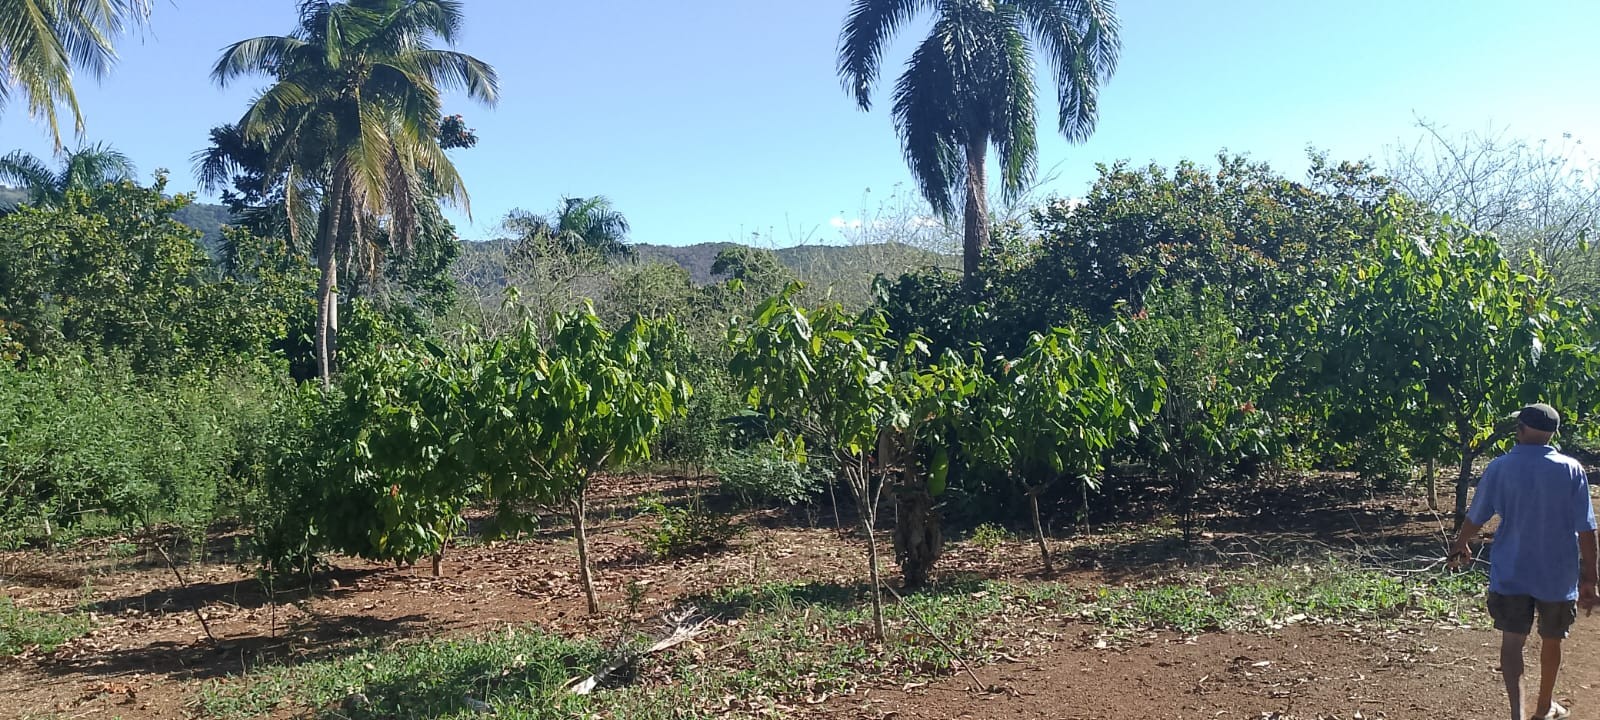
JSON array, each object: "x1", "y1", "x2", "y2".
[
  {"x1": 1081, "y1": 481, "x2": 1091, "y2": 536},
  {"x1": 1028, "y1": 488, "x2": 1054, "y2": 574},
  {"x1": 829, "y1": 475, "x2": 842, "y2": 530},
  {"x1": 859, "y1": 510, "x2": 886, "y2": 642},
  {"x1": 1453, "y1": 447, "x2": 1475, "y2": 531},
  {"x1": 572, "y1": 491, "x2": 599, "y2": 614},
  {"x1": 1426, "y1": 457, "x2": 1438, "y2": 512},
  {"x1": 961, "y1": 135, "x2": 990, "y2": 286}
]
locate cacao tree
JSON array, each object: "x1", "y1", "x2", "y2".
[
  {"x1": 1130, "y1": 289, "x2": 1276, "y2": 544},
  {"x1": 309, "y1": 338, "x2": 483, "y2": 575},
  {"x1": 1310, "y1": 201, "x2": 1600, "y2": 527},
  {"x1": 972, "y1": 325, "x2": 1163, "y2": 571},
  {"x1": 478, "y1": 304, "x2": 689, "y2": 614},
  {"x1": 728, "y1": 285, "x2": 897, "y2": 639},
  {"x1": 881, "y1": 345, "x2": 983, "y2": 589}
]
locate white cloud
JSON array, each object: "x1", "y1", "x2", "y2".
[{"x1": 829, "y1": 216, "x2": 864, "y2": 230}]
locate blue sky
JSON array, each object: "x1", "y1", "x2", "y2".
[{"x1": 3, "y1": 0, "x2": 1597, "y2": 246}]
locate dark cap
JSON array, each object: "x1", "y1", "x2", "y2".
[{"x1": 1515, "y1": 403, "x2": 1561, "y2": 433}]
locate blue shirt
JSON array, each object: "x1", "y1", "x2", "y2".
[{"x1": 1468, "y1": 444, "x2": 1597, "y2": 602}]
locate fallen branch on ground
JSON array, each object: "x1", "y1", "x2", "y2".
[{"x1": 566, "y1": 606, "x2": 711, "y2": 695}]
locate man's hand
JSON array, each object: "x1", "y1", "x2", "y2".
[
  {"x1": 1583, "y1": 582, "x2": 1600, "y2": 617},
  {"x1": 1449, "y1": 521, "x2": 1485, "y2": 572}
]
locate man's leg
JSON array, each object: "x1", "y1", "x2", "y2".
[
  {"x1": 1532, "y1": 600, "x2": 1579, "y2": 718},
  {"x1": 1533, "y1": 636, "x2": 1561, "y2": 717},
  {"x1": 1501, "y1": 631, "x2": 1528, "y2": 720}
]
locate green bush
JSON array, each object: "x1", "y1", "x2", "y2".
[
  {"x1": 0, "y1": 354, "x2": 284, "y2": 549},
  {"x1": 654, "y1": 368, "x2": 742, "y2": 470},
  {"x1": 633, "y1": 494, "x2": 743, "y2": 560},
  {"x1": 1350, "y1": 437, "x2": 1413, "y2": 492},
  {"x1": 712, "y1": 444, "x2": 826, "y2": 508}
]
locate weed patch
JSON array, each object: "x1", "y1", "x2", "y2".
[
  {"x1": 0, "y1": 598, "x2": 92, "y2": 656},
  {"x1": 1083, "y1": 562, "x2": 1485, "y2": 634},
  {"x1": 198, "y1": 628, "x2": 608, "y2": 720}
]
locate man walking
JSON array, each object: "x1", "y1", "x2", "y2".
[{"x1": 1450, "y1": 403, "x2": 1599, "y2": 720}]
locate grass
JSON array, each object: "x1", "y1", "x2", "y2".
[
  {"x1": 198, "y1": 628, "x2": 610, "y2": 720},
  {"x1": 0, "y1": 597, "x2": 93, "y2": 656},
  {"x1": 1084, "y1": 561, "x2": 1485, "y2": 634},
  {"x1": 193, "y1": 560, "x2": 1487, "y2": 719}
]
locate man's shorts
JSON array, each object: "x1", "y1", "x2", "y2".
[{"x1": 1487, "y1": 591, "x2": 1579, "y2": 639}]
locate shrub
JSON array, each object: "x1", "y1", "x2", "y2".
[
  {"x1": 1350, "y1": 436, "x2": 1413, "y2": 492},
  {"x1": 713, "y1": 445, "x2": 826, "y2": 508},
  {"x1": 0, "y1": 598, "x2": 92, "y2": 656},
  {"x1": 967, "y1": 522, "x2": 1013, "y2": 551},
  {"x1": 655, "y1": 368, "x2": 742, "y2": 470},
  {"x1": 0, "y1": 354, "x2": 283, "y2": 549},
  {"x1": 633, "y1": 494, "x2": 743, "y2": 560}
]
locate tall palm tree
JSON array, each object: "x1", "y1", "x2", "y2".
[
  {"x1": 505, "y1": 196, "x2": 634, "y2": 261},
  {"x1": 211, "y1": 0, "x2": 498, "y2": 386},
  {"x1": 838, "y1": 0, "x2": 1120, "y2": 284},
  {"x1": 0, "y1": 0, "x2": 151, "y2": 148},
  {"x1": 0, "y1": 141, "x2": 135, "y2": 206}
]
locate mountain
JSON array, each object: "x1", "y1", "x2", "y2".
[
  {"x1": 173, "y1": 202, "x2": 234, "y2": 257},
  {"x1": 634, "y1": 241, "x2": 951, "y2": 286},
  {"x1": 632, "y1": 243, "x2": 741, "y2": 284}
]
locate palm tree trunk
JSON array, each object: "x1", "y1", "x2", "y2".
[
  {"x1": 314, "y1": 220, "x2": 339, "y2": 389},
  {"x1": 962, "y1": 135, "x2": 990, "y2": 287}
]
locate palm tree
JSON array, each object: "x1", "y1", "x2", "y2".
[
  {"x1": 0, "y1": 142, "x2": 135, "y2": 206},
  {"x1": 0, "y1": 0, "x2": 151, "y2": 148},
  {"x1": 838, "y1": 0, "x2": 1121, "y2": 284},
  {"x1": 210, "y1": 0, "x2": 498, "y2": 386},
  {"x1": 505, "y1": 196, "x2": 634, "y2": 261}
]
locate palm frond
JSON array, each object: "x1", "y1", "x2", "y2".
[
  {"x1": 2, "y1": 0, "x2": 83, "y2": 145},
  {"x1": 0, "y1": 150, "x2": 59, "y2": 204},
  {"x1": 376, "y1": 0, "x2": 465, "y2": 46},
  {"x1": 405, "y1": 49, "x2": 499, "y2": 105},
  {"x1": 211, "y1": 35, "x2": 310, "y2": 87},
  {"x1": 837, "y1": 0, "x2": 938, "y2": 109},
  {"x1": 990, "y1": 8, "x2": 1038, "y2": 198},
  {"x1": 892, "y1": 27, "x2": 963, "y2": 217},
  {"x1": 59, "y1": 141, "x2": 135, "y2": 191},
  {"x1": 194, "y1": 123, "x2": 262, "y2": 192},
  {"x1": 1010, "y1": 0, "x2": 1120, "y2": 140},
  {"x1": 236, "y1": 80, "x2": 317, "y2": 143},
  {"x1": 411, "y1": 136, "x2": 468, "y2": 211}
]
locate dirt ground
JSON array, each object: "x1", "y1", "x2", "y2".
[
  {"x1": 835, "y1": 623, "x2": 1600, "y2": 720},
  {"x1": 1, "y1": 474, "x2": 1595, "y2": 720}
]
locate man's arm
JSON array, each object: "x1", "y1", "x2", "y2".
[
  {"x1": 1449, "y1": 519, "x2": 1485, "y2": 568},
  {"x1": 1580, "y1": 530, "x2": 1598, "y2": 613}
]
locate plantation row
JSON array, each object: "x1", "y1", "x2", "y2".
[{"x1": 4, "y1": 154, "x2": 1598, "y2": 628}]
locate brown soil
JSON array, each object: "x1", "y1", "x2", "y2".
[
  {"x1": 835, "y1": 623, "x2": 1600, "y2": 720},
  {"x1": 1, "y1": 474, "x2": 1594, "y2": 720}
]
